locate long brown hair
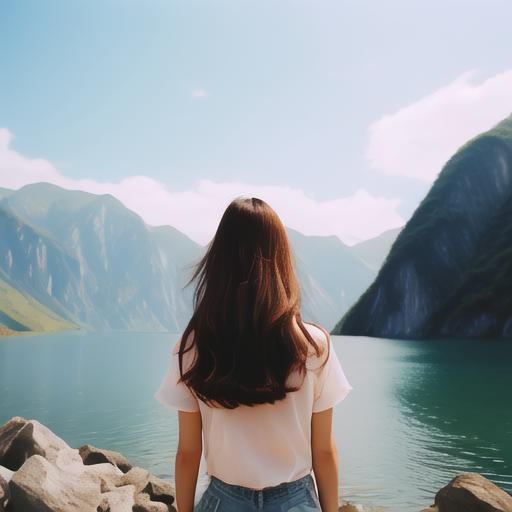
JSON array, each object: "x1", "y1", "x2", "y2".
[{"x1": 178, "y1": 197, "x2": 330, "y2": 409}]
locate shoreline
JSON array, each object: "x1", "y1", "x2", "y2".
[{"x1": 1, "y1": 417, "x2": 512, "y2": 512}]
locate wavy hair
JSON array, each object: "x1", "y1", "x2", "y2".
[{"x1": 177, "y1": 197, "x2": 330, "y2": 408}]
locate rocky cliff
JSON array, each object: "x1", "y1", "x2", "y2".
[
  {"x1": 333, "y1": 114, "x2": 512, "y2": 339},
  {"x1": 0, "y1": 184, "x2": 200, "y2": 331}
]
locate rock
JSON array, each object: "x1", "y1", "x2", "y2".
[
  {"x1": 0, "y1": 417, "x2": 31, "y2": 470},
  {"x1": 133, "y1": 492, "x2": 169, "y2": 512},
  {"x1": 119, "y1": 466, "x2": 151, "y2": 494},
  {"x1": 100, "y1": 484, "x2": 136, "y2": 512},
  {"x1": 142, "y1": 474, "x2": 175, "y2": 507},
  {"x1": 0, "y1": 466, "x2": 13, "y2": 484},
  {"x1": 9, "y1": 454, "x2": 102, "y2": 512},
  {"x1": 434, "y1": 472, "x2": 512, "y2": 512},
  {"x1": 0, "y1": 474, "x2": 9, "y2": 512},
  {"x1": 420, "y1": 507, "x2": 439, "y2": 512},
  {"x1": 339, "y1": 503, "x2": 364, "y2": 511},
  {"x1": 0, "y1": 417, "x2": 82, "y2": 472},
  {"x1": 83, "y1": 462, "x2": 124, "y2": 492},
  {"x1": 97, "y1": 495, "x2": 110, "y2": 512},
  {"x1": 0, "y1": 417, "x2": 178, "y2": 512},
  {"x1": 79, "y1": 444, "x2": 133, "y2": 473}
]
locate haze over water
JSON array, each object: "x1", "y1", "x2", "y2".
[{"x1": 1, "y1": 331, "x2": 510, "y2": 511}]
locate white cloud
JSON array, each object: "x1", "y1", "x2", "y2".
[
  {"x1": 0, "y1": 128, "x2": 404, "y2": 246},
  {"x1": 192, "y1": 89, "x2": 209, "y2": 99},
  {"x1": 367, "y1": 69, "x2": 512, "y2": 182}
]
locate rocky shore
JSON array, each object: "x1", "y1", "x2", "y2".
[
  {"x1": 0, "y1": 417, "x2": 176, "y2": 512},
  {"x1": 1, "y1": 417, "x2": 511, "y2": 512}
]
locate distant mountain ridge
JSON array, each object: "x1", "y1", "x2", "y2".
[
  {"x1": 350, "y1": 227, "x2": 402, "y2": 271},
  {"x1": 333, "y1": 114, "x2": 512, "y2": 339},
  {"x1": 0, "y1": 182, "x2": 384, "y2": 333},
  {"x1": 287, "y1": 228, "x2": 375, "y2": 330},
  {"x1": 0, "y1": 183, "x2": 201, "y2": 331}
]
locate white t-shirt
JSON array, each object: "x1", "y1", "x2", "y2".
[{"x1": 154, "y1": 322, "x2": 353, "y2": 489}]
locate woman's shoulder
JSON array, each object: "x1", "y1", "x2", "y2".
[
  {"x1": 172, "y1": 329, "x2": 195, "y2": 354},
  {"x1": 171, "y1": 330, "x2": 197, "y2": 372},
  {"x1": 300, "y1": 321, "x2": 331, "y2": 370},
  {"x1": 301, "y1": 321, "x2": 329, "y2": 346}
]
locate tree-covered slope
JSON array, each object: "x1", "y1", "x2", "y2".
[
  {"x1": 425, "y1": 191, "x2": 512, "y2": 337},
  {"x1": 333, "y1": 114, "x2": 512, "y2": 339}
]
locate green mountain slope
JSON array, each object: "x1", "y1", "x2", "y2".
[{"x1": 0, "y1": 270, "x2": 77, "y2": 332}]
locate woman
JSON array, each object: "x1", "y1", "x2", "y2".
[{"x1": 154, "y1": 197, "x2": 353, "y2": 512}]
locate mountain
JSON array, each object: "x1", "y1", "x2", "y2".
[
  {"x1": 0, "y1": 182, "x2": 375, "y2": 332},
  {"x1": 349, "y1": 227, "x2": 403, "y2": 271},
  {"x1": 0, "y1": 203, "x2": 86, "y2": 325},
  {"x1": 0, "y1": 269, "x2": 76, "y2": 332},
  {"x1": 333, "y1": 114, "x2": 512, "y2": 339},
  {"x1": 0, "y1": 183, "x2": 203, "y2": 331},
  {"x1": 286, "y1": 228, "x2": 375, "y2": 330}
]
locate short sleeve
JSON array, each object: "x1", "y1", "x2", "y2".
[
  {"x1": 154, "y1": 337, "x2": 200, "y2": 413},
  {"x1": 312, "y1": 337, "x2": 353, "y2": 413}
]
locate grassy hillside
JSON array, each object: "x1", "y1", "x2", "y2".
[{"x1": 0, "y1": 272, "x2": 78, "y2": 333}]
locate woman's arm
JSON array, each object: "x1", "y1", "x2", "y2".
[
  {"x1": 175, "y1": 410, "x2": 203, "y2": 512},
  {"x1": 311, "y1": 407, "x2": 339, "y2": 512}
]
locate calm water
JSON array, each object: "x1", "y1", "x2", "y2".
[{"x1": 0, "y1": 331, "x2": 511, "y2": 511}]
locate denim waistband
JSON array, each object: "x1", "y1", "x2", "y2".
[{"x1": 209, "y1": 472, "x2": 313, "y2": 502}]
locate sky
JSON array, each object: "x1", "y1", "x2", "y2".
[{"x1": 1, "y1": 0, "x2": 512, "y2": 246}]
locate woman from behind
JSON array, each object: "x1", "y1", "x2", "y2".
[{"x1": 154, "y1": 197, "x2": 353, "y2": 511}]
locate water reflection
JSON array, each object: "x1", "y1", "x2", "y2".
[{"x1": 393, "y1": 338, "x2": 512, "y2": 494}]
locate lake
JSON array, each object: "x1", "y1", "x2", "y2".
[{"x1": 0, "y1": 330, "x2": 511, "y2": 511}]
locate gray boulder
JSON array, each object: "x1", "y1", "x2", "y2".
[
  {"x1": 0, "y1": 417, "x2": 178, "y2": 512},
  {"x1": 0, "y1": 417, "x2": 82, "y2": 472},
  {"x1": 0, "y1": 417, "x2": 31, "y2": 471},
  {"x1": 119, "y1": 469, "x2": 177, "y2": 511},
  {"x1": 79, "y1": 444, "x2": 133, "y2": 473},
  {"x1": 133, "y1": 492, "x2": 170, "y2": 512},
  {"x1": 339, "y1": 504, "x2": 364, "y2": 512},
  {"x1": 0, "y1": 474, "x2": 9, "y2": 512},
  {"x1": 434, "y1": 472, "x2": 512, "y2": 512},
  {"x1": 120, "y1": 466, "x2": 151, "y2": 494},
  {"x1": 0, "y1": 466, "x2": 13, "y2": 485},
  {"x1": 100, "y1": 484, "x2": 136, "y2": 512},
  {"x1": 9, "y1": 454, "x2": 102, "y2": 512},
  {"x1": 143, "y1": 474, "x2": 175, "y2": 507},
  {"x1": 83, "y1": 462, "x2": 124, "y2": 492}
]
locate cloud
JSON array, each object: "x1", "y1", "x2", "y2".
[
  {"x1": 367, "y1": 69, "x2": 512, "y2": 182},
  {"x1": 192, "y1": 89, "x2": 209, "y2": 99},
  {"x1": 0, "y1": 128, "x2": 404, "y2": 246}
]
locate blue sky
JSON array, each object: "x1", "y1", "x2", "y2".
[{"x1": 1, "y1": 0, "x2": 512, "y2": 245}]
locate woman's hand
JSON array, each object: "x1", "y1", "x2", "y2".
[{"x1": 175, "y1": 410, "x2": 203, "y2": 512}]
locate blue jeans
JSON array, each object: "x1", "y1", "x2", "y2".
[{"x1": 194, "y1": 472, "x2": 322, "y2": 511}]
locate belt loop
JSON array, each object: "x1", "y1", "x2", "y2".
[{"x1": 258, "y1": 489, "x2": 264, "y2": 508}]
